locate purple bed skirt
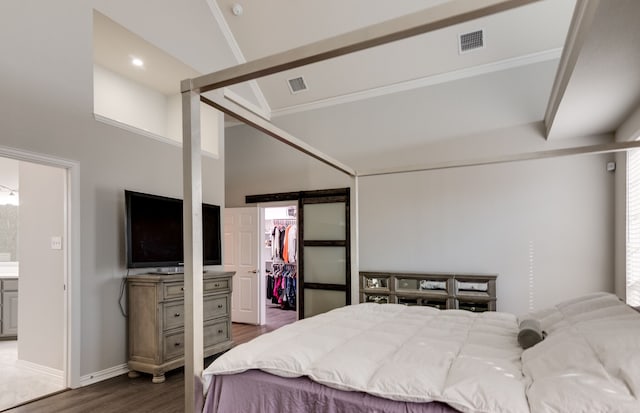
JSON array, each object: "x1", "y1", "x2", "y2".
[{"x1": 204, "y1": 370, "x2": 461, "y2": 413}]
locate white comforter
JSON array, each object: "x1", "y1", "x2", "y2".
[{"x1": 204, "y1": 293, "x2": 640, "y2": 413}]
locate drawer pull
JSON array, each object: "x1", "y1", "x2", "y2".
[
  {"x1": 174, "y1": 313, "x2": 181, "y2": 317},
  {"x1": 217, "y1": 329, "x2": 224, "y2": 334},
  {"x1": 180, "y1": 287, "x2": 184, "y2": 291},
  {"x1": 214, "y1": 283, "x2": 220, "y2": 288},
  {"x1": 217, "y1": 304, "x2": 223, "y2": 309},
  {"x1": 174, "y1": 342, "x2": 181, "y2": 347}
]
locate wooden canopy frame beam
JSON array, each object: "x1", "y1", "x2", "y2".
[
  {"x1": 187, "y1": 0, "x2": 540, "y2": 94},
  {"x1": 181, "y1": 1, "x2": 640, "y2": 411}
]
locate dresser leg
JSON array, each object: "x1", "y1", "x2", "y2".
[
  {"x1": 127, "y1": 370, "x2": 140, "y2": 379},
  {"x1": 152, "y1": 374, "x2": 166, "y2": 384}
]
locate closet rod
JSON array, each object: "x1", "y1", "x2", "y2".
[{"x1": 272, "y1": 219, "x2": 297, "y2": 225}]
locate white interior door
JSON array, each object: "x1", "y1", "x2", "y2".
[{"x1": 224, "y1": 207, "x2": 260, "y2": 324}]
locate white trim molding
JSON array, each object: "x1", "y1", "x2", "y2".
[
  {"x1": 17, "y1": 360, "x2": 65, "y2": 388},
  {"x1": 271, "y1": 48, "x2": 562, "y2": 118},
  {"x1": 79, "y1": 364, "x2": 129, "y2": 387},
  {"x1": 94, "y1": 114, "x2": 219, "y2": 160}
]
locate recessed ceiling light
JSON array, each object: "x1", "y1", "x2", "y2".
[{"x1": 131, "y1": 57, "x2": 144, "y2": 67}]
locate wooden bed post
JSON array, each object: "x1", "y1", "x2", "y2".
[{"x1": 181, "y1": 79, "x2": 204, "y2": 413}]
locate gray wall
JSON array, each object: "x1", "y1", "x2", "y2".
[
  {"x1": 0, "y1": 0, "x2": 225, "y2": 378},
  {"x1": 226, "y1": 125, "x2": 616, "y2": 316},
  {"x1": 17, "y1": 162, "x2": 66, "y2": 370},
  {"x1": 229, "y1": 124, "x2": 619, "y2": 318},
  {"x1": 358, "y1": 154, "x2": 615, "y2": 314},
  {"x1": 225, "y1": 125, "x2": 354, "y2": 207}
]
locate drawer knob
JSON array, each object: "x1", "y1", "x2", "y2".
[
  {"x1": 217, "y1": 329, "x2": 224, "y2": 334},
  {"x1": 217, "y1": 304, "x2": 223, "y2": 309},
  {"x1": 174, "y1": 342, "x2": 181, "y2": 347},
  {"x1": 214, "y1": 283, "x2": 220, "y2": 287},
  {"x1": 174, "y1": 313, "x2": 181, "y2": 317},
  {"x1": 180, "y1": 287, "x2": 184, "y2": 291}
]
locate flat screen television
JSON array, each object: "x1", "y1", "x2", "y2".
[{"x1": 125, "y1": 190, "x2": 222, "y2": 269}]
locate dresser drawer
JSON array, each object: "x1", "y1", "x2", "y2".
[
  {"x1": 362, "y1": 293, "x2": 390, "y2": 304},
  {"x1": 162, "y1": 320, "x2": 230, "y2": 361},
  {"x1": 204, "y1": 320, "x2": 230, "y2": 347},
  {"x1": 163, "y1": 330, "x2": 185, "y2": 361},
  {"x1": 204, "y1": 278, "x2": 229, "y2": 293},
  {"x1": 163, "y1": 278, "x2": 230, "y2": 300},
  {"x1": 204, "y1": 295, "x2": 228, "y2": 320},
  {"x1": 163, "y1": 282, "x2": 185, "y2": 300},
  {"x1": 163, "y1": 301, "x2": 185, "y2": 331},
  {"x1": 163, "y1": 295, "x2": 228, "y2": 330},
  {"x1": 360, "y1": 273, "x2": 391, "y2": 292}
]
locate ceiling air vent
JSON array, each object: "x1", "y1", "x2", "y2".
[
  {"x1": 287, "y1": 76, "x2": 308, "y2": 94},
  {"x1": 459, "y1": 29, "x2": 484, "y2": 54}
]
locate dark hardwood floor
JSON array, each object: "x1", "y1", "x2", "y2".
[
  {"x1": 233, "y1": 305, "x2": 296, "y2": 345},
  {"x1": 3, "y1": 307, "x2": 297, "y2": 413}
]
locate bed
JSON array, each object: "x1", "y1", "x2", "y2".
[{"x1": 202, "y1": 292, "x2": 640, "y2": 413}]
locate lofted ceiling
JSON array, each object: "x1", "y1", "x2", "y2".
[
  {"x1": 215, "y1": 0, "x2": 573, "y2": 115},
  {"x1": 92, "y1": 0, "x2": 640, "y2": 173}
]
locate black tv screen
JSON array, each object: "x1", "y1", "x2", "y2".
[{"x1": 125, "y1": 190, "x2": 222, "y2": 268}]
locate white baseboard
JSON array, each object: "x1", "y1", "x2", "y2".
[
  {"x1": 16, "y1": 359, "x2": 65, "y2": 387},
  {"x1": 80, "y1": 363, "x2": 129, "y2": 387}
]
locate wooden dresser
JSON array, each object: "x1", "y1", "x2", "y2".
[
  {"x1": 127, "y1": 271, "x2": 234, "y2": 383},
  {"x1": 360, "y1": 271, "x2": 497, "y2": 312}
]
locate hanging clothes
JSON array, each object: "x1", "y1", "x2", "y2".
[
  {"x1": 266, "y1": 271, "x2": 274, "y2": 300},
  {"x1": 278, "y1": 227, "x2": 286, "y2": 260},
  {"x1": 269, "y1": 263, "x2": 297, "y2": 310},
  {"x1": 287, "y1": 224, "x2": 297, "y2": 263},
  {"x1": 271, "y1": 226, "x2": 281, "y2": 260},
  {"x1": 282, "y1": 225, "x2": 291, "y2": 263}
]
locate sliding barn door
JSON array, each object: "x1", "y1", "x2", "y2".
[{"x1": 299, "y1": 189, "x2": 351, "y2": 318}]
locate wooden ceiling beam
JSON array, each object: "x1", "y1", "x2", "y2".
[{"x1": 543, "y1": 0, "x2": 600, "y2": 139}]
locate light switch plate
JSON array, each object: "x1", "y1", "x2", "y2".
[{"x1": 51, "y1": 236, "x2": 63, "y2": 250}]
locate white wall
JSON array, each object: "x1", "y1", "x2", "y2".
[
  {"x1": 95, "y1": 65, "x2": 220, "y2": 158},
  {"x1": 93, "y1": 65, "x2": 167, "y2": 137},
  {"x1": 0, "y1": 0, "x2": 225, "y2": 381},
  {"x1": 358, "y1": 154, "x2": 615, "y2": 315},
  {"x1": 17, "y1": 162, "x2": 66, "y2": 371}
]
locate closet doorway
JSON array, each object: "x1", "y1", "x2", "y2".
[
  {"x1": 248, "y1": 188, "x2": 351, "y2": 320},
  {"x1": 261, "y1": 204, "x2": 298, "y2": 328}
]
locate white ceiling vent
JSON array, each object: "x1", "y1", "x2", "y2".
[
  {"x1": 459, "y1": 29, "x2": 484, "y2": 54},
  {"x1": 287, "y1": 76, "x2": 308, "y2": 94}
]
